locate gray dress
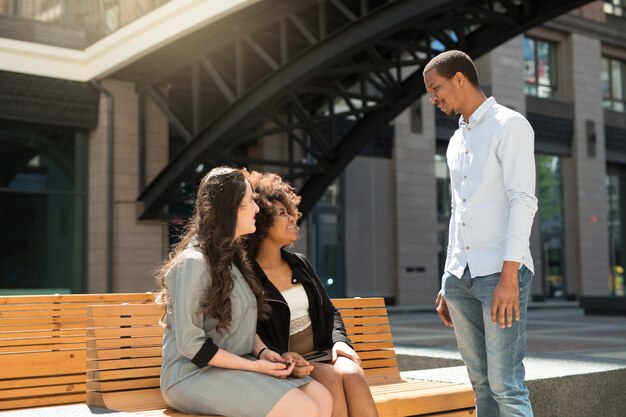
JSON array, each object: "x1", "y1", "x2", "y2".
[{"x1": 160, "y1": 246, "x2": 312, "y2": 417}]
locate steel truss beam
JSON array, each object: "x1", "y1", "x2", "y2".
[{"x1": 136, "y1": 0, "x2": 593, "y2": 219}]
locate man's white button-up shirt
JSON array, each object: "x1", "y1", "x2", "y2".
[{"x1": 445, "y1": 97, "x2": 538, "y2": 279}]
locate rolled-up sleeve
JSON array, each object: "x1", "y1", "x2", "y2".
[
  {"x1": 497, "y1": 115, "x2": 538, "y2": 263},
  {"x1": 167, "y1": 253, "x2": 219, "y2": 368}
]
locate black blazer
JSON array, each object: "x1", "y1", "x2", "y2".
[{"x1": 253, "y1": 249, "x2": 351, "y2": 354}]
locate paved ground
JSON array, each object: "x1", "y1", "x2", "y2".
[
  {"x1": 388, "y1": 303, "x2": 626, "y2": 363},
  {"x1": 389, "y1": 303, "x2": 626, "y2": 416}
]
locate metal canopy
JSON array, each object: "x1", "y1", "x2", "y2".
[{"x1": 113, "y1": 0, "x2": 593, "y2": 219}]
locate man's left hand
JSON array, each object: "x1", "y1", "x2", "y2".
[{"x1": 491, "y1": 262, "x2": 520, "y2": 328}]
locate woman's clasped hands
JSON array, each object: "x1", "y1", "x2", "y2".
[
  {"x1": 280, "y1": 352, "x2": 314, "y2": 378},
  {"x1": 256, "y1": 348, "x2": 297, "y2": 378}
]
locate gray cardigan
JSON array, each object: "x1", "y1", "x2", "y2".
[{"x1": 160, "y1": 246, "x2": 257, "y2": 391}]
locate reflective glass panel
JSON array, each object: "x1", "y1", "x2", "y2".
[{"x1": 0, "y1": 123, "x2": 87, "y2": 294}]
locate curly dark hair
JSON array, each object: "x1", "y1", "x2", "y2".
[
  {"x1": 156, "y1": 166, "x2": 269, "y2": 332},
  {"x1": 245, "y1": 170, "x2": 302, "y2": 257}
]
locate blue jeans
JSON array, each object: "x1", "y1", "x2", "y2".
[{"x1": 442, "y1": 266, "x2": 534, "y2": 417}]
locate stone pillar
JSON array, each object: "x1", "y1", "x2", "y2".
[
  {"x1": 568, "y1": 33, "x2": 609, "y2": 297},
  {"x1": 393, "y1": 95, "x2": 439, "y2": 305},
  {"x1": 345, "y1": 155, "x2": 396, "y2": 298},
  {"x1": 88, "y1": 80, "x2": 168, "y2": 293}
]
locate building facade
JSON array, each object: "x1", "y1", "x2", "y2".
[{"x1": 0, "y1": 1, "x2": 625, "y2": 313}]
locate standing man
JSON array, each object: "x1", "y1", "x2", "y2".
[{"x1": 423, "y1": 50, "x2": 537, "y2": 416}]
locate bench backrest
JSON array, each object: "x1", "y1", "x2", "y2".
[
  {"x1": 85, "y1": 297, "x2": 399, "y2": 411},
  {"x1": 332, "y1": 298, "x2": 401, "y2": 385},
  {"x1": 0, "y1": 293, "x2": 155, "y2": 410}
]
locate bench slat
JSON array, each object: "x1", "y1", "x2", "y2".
[
  {"x1": 346, "y1": 324, "x2": 391, "y2": 335},
  {"x1": 351, "y1": 341, "x2": 395, "y2": 351},
  {"x1": 0, "y1": 341, "x2": 86, "y2": 353},
  {"x1": 88, "y1": 303, "x2": 165, "y2": 317},
  {"x1": 358, "y1": 350, "x2": 396, "y2": 360},
  {"x1": 0, "y1": 374, "x2": 83, "y2": 390},
  {"x1": 88, "y1": 327, "x2": 163, "y2": 339},
  {"x1": 0, "y1": 350, "x2": 86, "y2": 379},
  {"x1": 0, "y1": 308, "x2": 88, "y2": 319},
  {"x1": 337, "y1": 307, "x2": 388, "y2": 317},
  {"x1": 87, "y1": 377, "x2": 161, "y2": 392},
  {"x1": 0, "y1": 334, "x2": 85, "y2": 347},
  {"x1": 87, "y1": 345, "x2": 162, "y2": 360},
  {"x1": 0, "y1": 293, "x2": 155, "y2": 305},
  {"x1": 0, "y1": 392, "x2": 86, "y2": 410},
  {"x1": 343, "y1": 316, "x2": 389, "y2": 325},
  {"x1": 87, "y1": 366, "x2": 161, "y2": 382},
  {"x1": 0, "y1": 382, "x2": 86, "y2": 400},
  {"x1": 0, "y1": 303, "x2": 92, "y2": 311},
  {"x1": 87, "y1": 356, "x2": 162, "y2": 371},
  {"x1": 0, "y1": 323, "x2": 90, "y2": 332},
  {"x1": 332, "y1": 298, "x2": 386, "y2": 308},
  {"x1": 349, "y1": 332, "x2": 394, "y2": 343},
  {"x1": 87, "y1": 316, "x2": 163, "y2": 327},
  {"x1": 361, "y1": 358, "x2": 399, "y2": 369},
  {"x1": 87, "y1": 336, "x2": 162, "y2": 349},
  {"x1": 0, "y1": 328, "x2": 87, "y2": 340}
]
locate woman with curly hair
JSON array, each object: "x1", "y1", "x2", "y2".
[
  {"x1": 246, "y1": 170, "x2": 379, "y2": 417},
  {"x1": 156, "y1": 166, "x2": 332, "y2": 417}
]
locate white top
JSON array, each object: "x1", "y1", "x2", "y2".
[
  {"x1": 445, "y1": 97, "x2": 538, "y2": 279},
  {"x1": 281, "y1": 284, "x2": 312, "y2": 335}
]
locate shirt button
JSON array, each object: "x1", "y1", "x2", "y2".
[
  {"x1": 467, "y1": 127, "x2": 471, "y2": 131},
  {"x1": 462, "y1": 198, "x2": 466, "y2": 203},
  {"x1": 465, "y1": 246, "x2": 470, "y2": 250},
  {"x1": 463, "y1": 175, "x2": 467, "y2": 179},
  {"x1": 462, "y1": 223, "x2": 466, "y2": 226},
  {"x1": 465, "y1": 150, "x2": 468, "y2": 154}
]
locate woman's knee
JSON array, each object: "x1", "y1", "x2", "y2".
[
  {"x1": 300, "y1": 381, "x2": 333, "y2": 416},
  {"x1": 312, "y1": 362, "x2": 343, "y2": 390},
  {"x1": 334, "y1": 357, "x2": 366, "y2": 382},
  {"x1": 267, "y1": 387, "x2": 321, "y2": 417}
]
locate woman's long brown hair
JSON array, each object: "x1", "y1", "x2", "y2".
[{"x1": 156, "y1": 167, "x2": 269, "y2": 332}]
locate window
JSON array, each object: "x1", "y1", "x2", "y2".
[
  {"x1": 523, "y1": 37, "x2": 558, "y2": 99},
  {"x1": 0, "y1": 122, "x2": 87, "y2": 294},
  {"x1": 607, "y1": 166, "x2": 626, "y2": 296},
  {"x1": 602, "y1": 56, "x2": 626, "y2": 112},
  {"x1": 435, "y1": 152, "x2": 451, "y2": 282},
  {"x1": 604, "y1": 0, "x2": 626, "y2": 17},
  {"x1": 538, "y1": 155, "x2": 566, "y2": 298},
  {"x1": 308, "y1": 178, "x2": 344, "y2": 298}
]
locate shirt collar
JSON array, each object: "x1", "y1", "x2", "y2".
[{"x1": 459, "y1": 96, "x2": 496, "y2": 128}]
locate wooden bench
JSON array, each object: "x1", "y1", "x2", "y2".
[
  {"x1": 0, "y1": 293, "x2": 155, "y2": 411},
  {"x1": 86, "y1": 298, "x2": 475, "y2": 417}
]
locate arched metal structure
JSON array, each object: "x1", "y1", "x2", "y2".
[{"x1": 111, "y1": 0, "x2": 593, "y2": 219}]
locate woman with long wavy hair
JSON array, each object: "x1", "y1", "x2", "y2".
[
  {"x1": 156, "y1": 166, "x2": 332, "y2": 417},
  {"x1": 246, "y1": 171, "x2": 379, "y2": 417}
]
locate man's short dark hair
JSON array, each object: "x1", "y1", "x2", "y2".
[{"x1": 423, "y1": 50, "x2": 480, "y2": 88}]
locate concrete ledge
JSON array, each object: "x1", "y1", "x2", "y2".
[
  {"x1": 580, "y1": 296, "x2": 626, "y2": 315},
  {"x1": 396, "y1": 346, "x2": 463, "y2": 371},
  {"x1": 399, "y1": 352, "x2": 626, "y2": 417}
]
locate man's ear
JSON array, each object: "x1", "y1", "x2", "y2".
[{"x1": 454, "y1": 71, "x2": 465, "y2": 86}]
